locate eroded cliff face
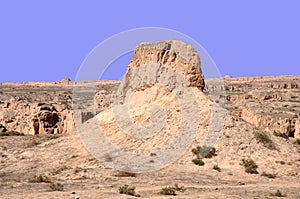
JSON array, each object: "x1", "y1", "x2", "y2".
[
  {"x1": 216, "y1": 76, "x2": 300, "y2": 139},
  {"x1": 0, "y1": 80, "x2": 118, "y2": 135}
]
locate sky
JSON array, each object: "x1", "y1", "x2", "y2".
[{"x1": 0, "y1": 0, "x2": 300, "y2": 82}]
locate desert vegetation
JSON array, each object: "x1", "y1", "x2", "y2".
[
  {"x1": 241, "y1": 159, "x2": 258, "y2": 174},
  {"x1": 254, "y1": 131, "x2": 276, "y2": 150},
  {"x1": 160, "y1": 184, "x2": 185, "y2": 196},
  {"x1": 118, "y1": 184, "x2": 140, "y2": 197},
  {"x1": 0, "y1": 131, "x2": 24, "y2": 136}
]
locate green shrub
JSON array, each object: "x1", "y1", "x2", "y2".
[
  {"x1": 294, "y1": 139, "x2": 300, "y2": 145},
  {"x1": 261, "y1": 172, "x2": 276, "y2": 179},
  {"x1": 74, "y1": 167, "x2": 87, "y2": 174},
  {"x1": 49, "y1": 182, "x2": 64, "y2": 191},
  {"x1": 241, "y1": 159, "x2": 258, "y2": 174},
  {"x1": 172, "y1": 184, "x2": 186, "y2": 192},
  {"x1": 192, "y1": 158, "x2": 205, "y2": 166},
  {"x1": 254, "y1": 132, "x2": 276, "y2": 150},
  {"x1": 270, "y1": 190, "x2": 287, "y2": 197},
  {"x1": 118, "y1": 184, "x2": 140, "y2": 197},
  {"x1": 274, "y1": 131, "x2": 289, "y2": 139},
  {"x1": 213, "y1": 165, "x2": 221, "y2": 172},
  {"x1": 160, "y1": 186, "x2": 176, "y2": 196},
  {"x1": 191, "y1": 146, "x2": 201, "y2": 157},
  {"x1": 0, "y1": 131, "x2": 24, "y2": 136},
  {"x1": 49, "y1": 166, "x2": 68, "y2": 176},
  {"x1": 160, "y1": 184, "x2": 185, "y2": 195},
  {"x1": 28, "y1": 175, "x2": 51, "y2": 183},
  {"x1": 192, "y1": 145, "x2": 216, "y2": 159}
]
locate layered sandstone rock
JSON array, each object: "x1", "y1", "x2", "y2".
[
  {"x1": 221, "y1": 75, "x2": 300, "y2": 138},
  {"x1": 0, "y1": 100, "x2": 74, "y2": 135},
  {"x1": 0, "y1": 78, "x2": 120, "y2": 135},
  {"x1": 126, "y1": 40, "x2": 205, "y2": 90},
  {"x1": 241, "y1": 107, "x2": 297, "y2": 136},
  {"x1": 78, "y1": 40, "x2": 210, "y2": 173},
  {"x1": 94, "y1": 90, "x2": 112, "y2": 114}
]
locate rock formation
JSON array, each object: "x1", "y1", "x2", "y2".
[
  {"x1": 126, "y1": 40, "x2": 205, "y2": 90},
  {"x1": 0, "y1": 80, "x2": 117, "y2": 135},
  {"x1": 0, "y1": 41, "x2": 300, "y2": 198},
  {"x1": 0, "y1": 42, "x2": 299, "y2": 142},
  {"x1": 218, "y1": 75, "x2": 300, "y2": 138}
]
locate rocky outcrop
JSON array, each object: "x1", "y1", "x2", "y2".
[
  {"x1": 0, "y1": 100, "x2": 75, "y2": 135},
  {"x1": 241, "y1": 107, "x2": 297, "y2": 137},
  {"x1": 94, "y1": 90, "x2": 112, "y2": 114},
  {"x1": 126, "y1": 40, "x2": 205, "y2": 90},
  {"x1": 59, "y1": 77, "x2": 72, "y2": 84}
]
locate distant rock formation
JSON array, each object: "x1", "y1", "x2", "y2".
[
  {"x1": 59, "y1": 77, "x2": 72, "y2": 84},
  {"x1": 0, "y1": 80, "x2": 116, "y2": 135}
]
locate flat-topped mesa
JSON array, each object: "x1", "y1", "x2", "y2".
[{"x1": 126, "y1": 40, "x2": 205, "y2": 91}]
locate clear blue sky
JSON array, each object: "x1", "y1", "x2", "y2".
[{"x1": 0, "y1": 1, "x2": 299, "y2": 82}]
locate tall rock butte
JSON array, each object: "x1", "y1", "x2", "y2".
[
  {"x1": 116, "y1": 41, "x2": 205, "y2": 100},
  {"x1": 86, "y1": 39, "x2": 209, "y2": 160},
  {"x1": 94, "y1": 40, "x2": 206, "y2": 113}
]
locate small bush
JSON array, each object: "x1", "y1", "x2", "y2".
[
  {"x1": 114, "y1": 171, "x2": 137, "y2": 177},
  {"x1": 49, "y1": 166, "x2": 68, "y2": 176},
  {"x1": 49, "y1": 182, "x2": 64, "y2": 191},
  {"x1": 192, "y1": 145, "x2": 216, "y2": 159},
  {"x1": 28, "y1": 175, "x2": 51, "y2": 183},
  {"x1": 0, "y1": 131, "x2": 24, "y2": 136},
  {"x1": 241, "y1": 159, "x2": 258, "y2": 174},
  {"x1": 213, "y1": 165, "x2": 221, "y2": 172},
  {"x1": 294, "y1": 139, "x2": 300, "y2": 145},
  {"x1": 74, "y1": 167, "x2": 87, "y2": 174},
  {"x1": 172, "y1": 184, "x2": 186, "y2": 192},
  {"x1": 254, "y1": 132, "x2": 276, "y2": 150},
  {"x1": 192, "y1": 158, "x2": 205, "y2": 166},
  {"x1": 118, "y1": 184, "x2": 140, "y2": 197},
  {"x1": 274, "y1": 131, "x2": 289, "y2": 139},
  {"x1": 160, "y1": 186, "x2": 176, "y2": 196},
  {"x1": 191, "y1": 146, "x2": 201, "y2": 157},
  {"x1": 261, "y1": 172, "x2": 276, "y2": 179},
  {"x1": 160, "y1": 184, "x2": 185, "y2": 195},
  {"x1": 270, "y1": 190, "x2": 287, "y2": 197}
]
